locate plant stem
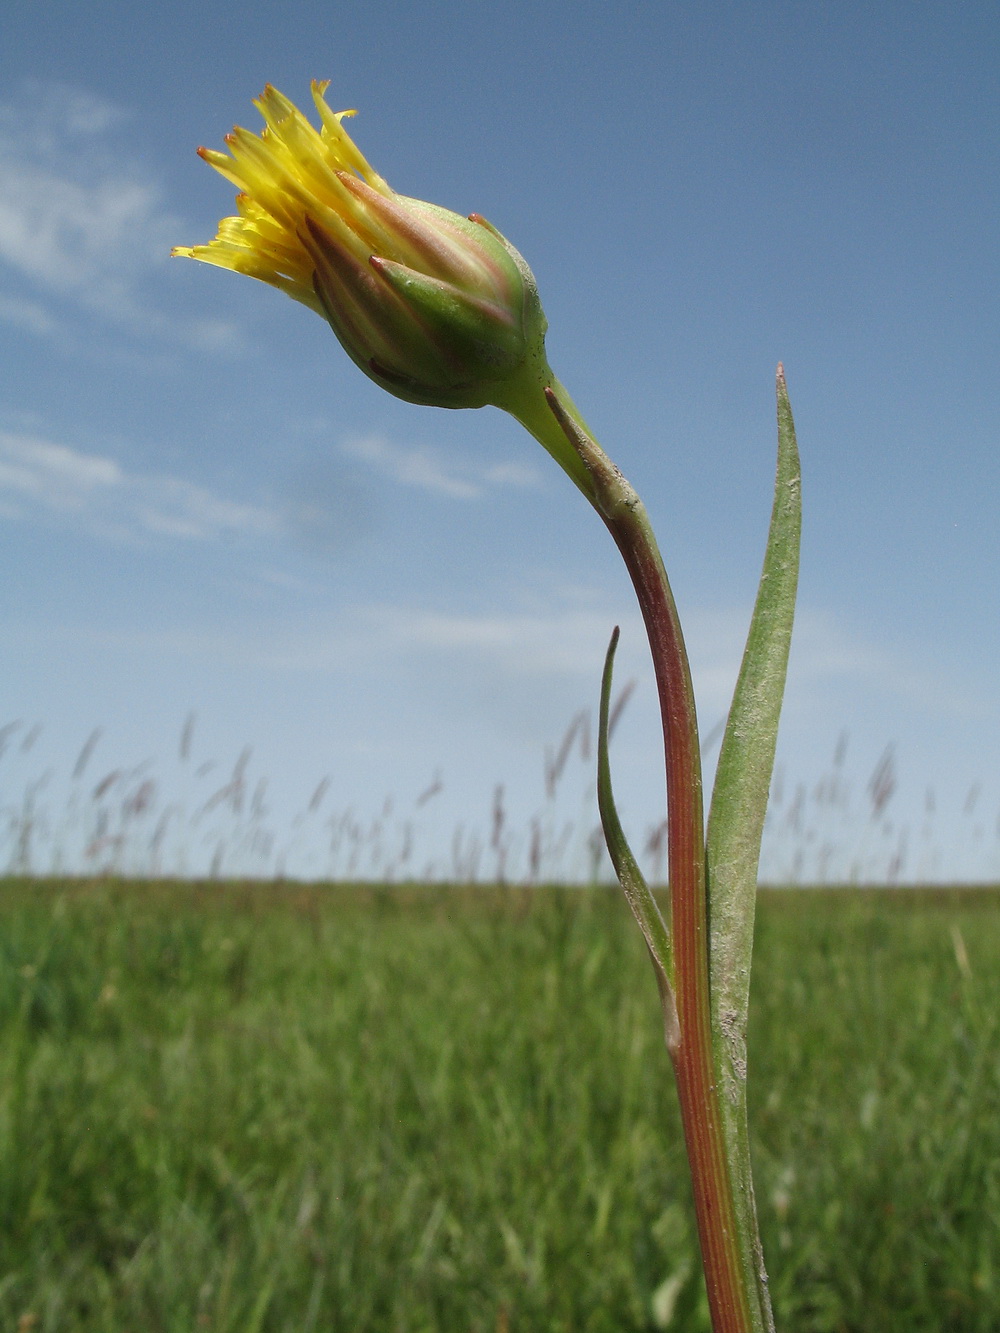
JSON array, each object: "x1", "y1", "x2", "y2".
[{"x1": 508, "y1": 379, "x2": 760, "y2": 1332}]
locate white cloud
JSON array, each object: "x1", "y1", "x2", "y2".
[
  {"x1": 0, "y1": 294, "x2": 56, "y2": 335},
  {"x1": 776, "y1": 606, "x2": 1000, "y2": 724},
  {"x1": 184, "y1": 317, "x2": 248, "y2": 355},
  {"x1": 22, "y1": 598, "x2": 633, "y2": 681},
  {"x1": 343, "y1": 433, "x2": 543, "y2": 500},
  {"x1": 0, "y1": 82, "x2": 244, "y2": 354},
  {"x1": 0, "y1": 169, "x2": 165, "y2": 300},
  {"x1": 356, "y1": 604, "x2": 635, "y2": 675},
  {"x1": 484, "y1": 461, "x2": 541, "y2": 488},
  {"x1": 45, "y1": 594, "x2": 943, "y2": 725},
  {"x1": 0, "y1": 432, "x2": 120, "y2": 501},
  {"x1": 0, "y1": 86, "x2": 172, "y2": 309},
  {"x1": 0, "y1": 429, "x2": 277, "y2": 544}
]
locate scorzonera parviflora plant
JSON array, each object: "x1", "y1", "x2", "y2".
[{"x1": 175, "y1": 84, "x2": 800, "y2": 1332}]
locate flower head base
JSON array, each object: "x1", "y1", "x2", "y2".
[{"x1": 173, "y1": 83, "x2": 549, "y2": 411}]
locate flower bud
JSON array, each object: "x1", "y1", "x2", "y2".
[{"x1": 173, "y1": 82, "x2": 548, "y2": 410}]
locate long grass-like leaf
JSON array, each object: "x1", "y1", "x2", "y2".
[
  {"x1": 597, "y1": 627, "x2": 678, "y2": 1048},
  {"x1": 704, "y1": 365, "x2": 800, "y2": 1333},
  {"x1": 707, "y1": 365, "x2": 800, "y2": 1049}
]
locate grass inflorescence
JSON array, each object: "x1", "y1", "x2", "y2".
[
  {"x1": 0, "y1": 879, "x2": 997, "y2": 1330},
  {"x1": 4, "y1": 714, "x2": 1000, "y2": 885}
]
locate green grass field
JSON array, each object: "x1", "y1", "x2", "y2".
[{"x1": 0, "y1": 880, "x2": 997, "y2": 1332}]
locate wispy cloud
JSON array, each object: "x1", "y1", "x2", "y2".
[
  {"x1": 0, "y1": 82, "x2": 243, "y2": 353},
  {"x1": 9, "y1": 601, "x2": 642, "y2": 682},
  {"x1": 0, "y1": 429, "x2": 277, "y2": 544},
  {"x1": 0, "y1": 86, "x2": 171, "y2": 308},
  {"x1": 776, "y1": 607, "x2": 1000, "y2": 724},
  {"x1": 343, "y1": 433, "x2": 543, "y2": 499},
  {"x1": 0, "y1": 294, "x2": 56, "y2": 335},
  {"x1": 355, "y1": 604, "x2": 634, "y2": 675}
]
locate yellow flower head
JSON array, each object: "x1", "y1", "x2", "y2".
[{"x1": 173, "y1": 82, "x2": 549, "y2": 410}]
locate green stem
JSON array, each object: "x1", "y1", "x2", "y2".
[{"x1": 507, "y1": 373, "x2": 764, "y2": 1333}]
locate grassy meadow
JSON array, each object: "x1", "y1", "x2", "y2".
[{"x1": 0, "y1": 879, "x2": 997, "y2": 1331}]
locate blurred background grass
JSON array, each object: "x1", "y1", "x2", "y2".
[
  {"x1": 5, "y1": 711, "x2": 999, "y2": 885},
  {"x1": 0, "y1": 880, "x2": 997, "y2": 1330}
]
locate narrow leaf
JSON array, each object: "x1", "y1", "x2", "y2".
[
  {"x1": 707, "y1": 365, "x2": 800, "y2": 1048},
  {"x1": 703, "y1": 367, "x2": 799, "y2": 1333},
  {"x1": 597, "y1": 627, "x2": 678, "y2": 1048}
]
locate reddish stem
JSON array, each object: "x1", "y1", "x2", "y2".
[{"x1": 543, "y1": 387, "x2": 752, "y2": 1332}]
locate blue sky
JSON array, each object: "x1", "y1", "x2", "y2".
[{"x1": 2, "y1": 0, "x2": 998, "y2": 881}]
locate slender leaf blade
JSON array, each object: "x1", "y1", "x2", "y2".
[
  {"x1": 707, "y1": 365, "x2": 801, "y2": 1041},
  {"x1": 597, "y1": 627, "x2": 677, "y2": 1047},
  {"x1": 704, "y1": 368, "x2": 800, "y2": 1333}
]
